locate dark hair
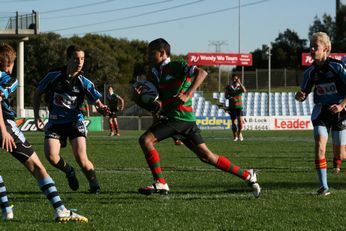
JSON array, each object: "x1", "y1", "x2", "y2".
[
  {"x1": 148, "y1": 38, "x2": 171, "y2": 56},
  {"x1": 66, "y1": 45, "x2": 84, "y2": 59}
]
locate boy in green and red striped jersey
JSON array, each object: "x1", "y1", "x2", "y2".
[
  {"x1": 138, "y1": 38, "x2": 261, "y2": 198},
  {"x1": 225, "y1": 74, "x2": 246, "y2": 141}
]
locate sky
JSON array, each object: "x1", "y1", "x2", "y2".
[{"x1": 0, "y1": 0, "x2": 340, "y2": 55}]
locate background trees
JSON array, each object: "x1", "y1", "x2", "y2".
[{"x1": 3, "y1": 10, "x2": 344, "y2": 106}]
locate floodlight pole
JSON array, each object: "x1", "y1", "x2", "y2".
[
  {"x1": 17, "y1": 38, "x2": 28, "y2": 117},
  {"x1": 209, "y1": 40, "x2": 227, "y2": 92},
  {"x1": 238, "y1": 0, "x2": 245, "y2": 83},
  {"x1": 268, "y1": 44, "x2": 272, "y2": 116}
]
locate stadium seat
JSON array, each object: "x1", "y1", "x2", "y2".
[
  {"x1": 213, "y1": 92, "x2": 219, "y2": 100},
  {"x1": 193, "y1": 91, "x2": 314, "y2": 118}
]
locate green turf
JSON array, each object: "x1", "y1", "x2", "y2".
[{"x1": 1, "y1": 130, "x2": 345, "y2": 230}]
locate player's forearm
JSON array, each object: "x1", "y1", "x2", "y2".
[
  {"x1": 186, "y1": 68, "x2": 208, "y2": 97},
  {"x1": 240, "y1": 84, "x2": 246, "y2": 93},
  {"x1": 0, "y1": 99, "x2": 8, "y2": 133}
]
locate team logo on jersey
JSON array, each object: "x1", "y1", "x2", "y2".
[
  {"x1": 53, "y1": 92, "x2": 77, "y2": 109},
  {"x1": 315, "y1": 82, "x2": 337, "y2": 96}
]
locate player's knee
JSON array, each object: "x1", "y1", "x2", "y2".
[
  {"x1": 197, "y1": 156, "x2": 209, "y2": 164},
  {"x1": 138, "y1": 134, "x2": 152, "y2": 147},
  {"x1": 196, "y1": 152, "x2": 214, "y2": 164},
  {"x1": 46, "y1": 154, "x2": 59, "y2": 165}
]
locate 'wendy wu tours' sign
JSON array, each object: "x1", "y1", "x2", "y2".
[
  {"x1": 302, "y1": 53, "x2": 346, "y2": 66},
  {"x1": 188, "y1": 52, "x2": 252, "y2": 66}
]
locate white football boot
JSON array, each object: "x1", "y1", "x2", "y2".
[
  {"x1": 138, "y1": 181, "x2": 170, "y2": 195},
  {"x1": 54, "y1": 208, "x2": 88, "y2": 223},
  {"x1": 239, "y1": 134, "x2": 244, "y2": 141},
  {"x1": 316, "y1": 186, "x2": 331, "y2": 196},
  {"x1": 2, "y1": 210, "x2": 13, "y2": 221},
  {"x1": 247, "y1": 169, "x2": 261, "y2": 198}
]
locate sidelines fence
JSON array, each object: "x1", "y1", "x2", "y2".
[{"x1": 15, "y1": 115, "x2": 313, "y2": 132}]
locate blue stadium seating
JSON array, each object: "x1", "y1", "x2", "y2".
[{"x1": 194, "y1": 92, "x2": 314, "y2": 117}]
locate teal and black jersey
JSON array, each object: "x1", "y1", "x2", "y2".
[
  {"x1": 0, "y1": 71, "x2": 18, "y2": 120},
  {"x1": 37, "y1": 66, "x2": 102, "y2": 124},
  {"x1": 301, "y1": 57, "x2": 346, "y2": 106}
]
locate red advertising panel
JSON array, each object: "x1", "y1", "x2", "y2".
[
  {"x1": 302, "y1": 53, "x2": 346, "y2": 66},
  {"x1": 188, "y1": 52, "x2": 252, "y2": 66}
]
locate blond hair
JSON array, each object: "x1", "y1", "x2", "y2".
[{"x1": 311, "y1": 32, "x2": 331, "y2": 55}]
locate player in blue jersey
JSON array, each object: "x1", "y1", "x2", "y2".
[
  {"x1": 0, "y1": 43, "x2": 88, "y2": 222},
  {"x1": 295, "y1": 32, "x2": 346, "y2": 196},
  {"x1": 33, "y1": 45, "x2": 109, "y2": 194}
]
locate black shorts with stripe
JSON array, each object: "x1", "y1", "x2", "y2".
[
  {"x1": 45, "y1": 121, "x2": 87, "y2": 148},
  {"x1": 148, "y1": 119, "x2": 205, "y2": 146},
  {"x1": 0, "y1": 119, "x2": 35, "y2": 163}
]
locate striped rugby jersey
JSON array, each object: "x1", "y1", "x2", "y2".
[
  {"x1": 0, "y1": 71, "x2": 18, "y2": 120},
  {"x1": 151, "y1": 59, "x2": 196, "y2": 122},
  {"x1": 225, "y1": 84, "x2": 244, "y2": 109},
  {"x1": 37, "y1": 66, "x2": 102, "y2": 124},
  {"x1": 300, "y1": 57, "x2": 346, "y2": 105}
]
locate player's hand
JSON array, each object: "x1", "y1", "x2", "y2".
[
  {"x1": 98, "y1": 105, "x2": 110, "y2": 115},
  {"x1": 134, "y1": 86, "x2": 144, "y2": 95},
  {"x1": 34, "y1": 117, "x2": 45, "y2": 132},
  {"x1": 1, "y1": 130, "x2": 16, "y2": 152},
  {"x1": 329, "y1": 104, "x2": 343, "y2": 114},
  {"x1": 295, "y1": 91, "x2": 306, "y2": 102},
  {"x1": 174, "y1": 92, "x2": 190, "y2": 103}
]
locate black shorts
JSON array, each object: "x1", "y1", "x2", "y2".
[
  {"x1": 227, "y1": 108, "x2": 244, "y2": 120},
  {"x1": 45, "y1": 121, "x2": 87, "y2": 148},
  {"x1": 312, "y1": 105, "x2": 346, "y2": 131},
  {"x1": 0, "y1": 119, "x2": 35, "y2": 163},
  {"x1": 108, "y1": 111, "x2": 118, "y2": 118},
  {"x1": 148, "y1": 119, "x2": 205, "y2": 145}
]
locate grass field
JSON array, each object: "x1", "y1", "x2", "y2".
[{"x1": 1, "y1": 130, "x2": 345, "y2": 230}]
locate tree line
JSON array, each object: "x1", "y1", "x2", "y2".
[{"x1": 3, "y1": 12, "x2": 344, "y2": 107}]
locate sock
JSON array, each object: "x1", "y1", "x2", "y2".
[
  {"x1": 109, "y1": 122, "x2": 114, "y2": 133},
  {"x1": 315, "y1": 159, "x2": 328, "y2": 190},
  {"x1": 38, "y1": 177, "x2": 65, "y2": 211},
  {"x1": 0, "y1": 176, "x2": 12, "y2": 215},
  {"x1": 232, "y1": 124, "x2": 237, "y2": 137},
  {"x1": 333, "y1": 157, "x2": 342, "y2": 169},
  {"x1": 216, "y1": 156, "x2": 250, "y2": 180},
  {"x1": 145, "y1": 149, "x2": 166, "y2": 184},
  {"x1": 54, "y1": 157, "x2": 72, "y2": 174},
  {"x1": 114, "y1": 122, "x2": 119, "y2": 134},
  {"x1": 82, "y1": 169, "x2": 100, "y2": 188}
]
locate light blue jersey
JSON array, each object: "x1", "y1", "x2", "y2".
[
  {"x1": 37, "y1": 67, "x2": 101, "y2": 124},
  {"x1": 300, "y1": 57, "x2": 346, "y2": 105}
]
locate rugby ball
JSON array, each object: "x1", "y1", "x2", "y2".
[{"x1": 131, "y1": 80, "x2": 161, "y2": 113}]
